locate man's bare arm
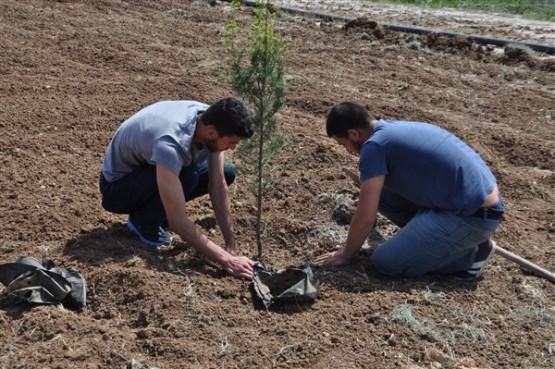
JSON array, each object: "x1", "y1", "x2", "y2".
[
  {"x1": 342, "y1": 175, "x2": 384, "y2": 258},
  {"x1": 314, "y1": 175, "x2": 384, "y2": 266},
  {"x1": 207, "y1": 152, "x2": 236, "y2": 254},
  {"x1": 156, "y1": 164, "x2": 254, "y2": 278}
]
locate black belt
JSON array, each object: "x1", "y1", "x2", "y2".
[{"x1": 470, "y1": 207, "x2": 504, "y2": 220}]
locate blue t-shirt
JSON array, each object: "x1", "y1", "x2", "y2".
[
  {"x1": 102, "y1": 100, "x2": 211, "y2": 182},
  {"x1": 359, "y1": 120, "x2": 496, "y2": 217}
]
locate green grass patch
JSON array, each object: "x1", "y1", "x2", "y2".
[{"x1": 370, "y1": 0, "x2": 555, "y2": 21}]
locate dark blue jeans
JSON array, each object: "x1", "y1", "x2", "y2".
[
  {"x1": 99, "y1": 161, "x2": 236, "y2": 227},
  {"x1": 372, "y1": 187, "x2": 502, "y2": 277}
]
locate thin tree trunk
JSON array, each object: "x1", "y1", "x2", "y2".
[
  {"x1": 256, "y1": 4, "x2": 271, "y2": 258},
  {"x1": 256, "y1": 109, "x2": 264, "y2": 257}
]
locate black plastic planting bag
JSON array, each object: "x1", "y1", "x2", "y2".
[
  {"x1": 252, "y1": 263, "x2": 320, "y2": 308},
  {"x1": 0, "y1": 256, "x2": 86, "y2": 309}
]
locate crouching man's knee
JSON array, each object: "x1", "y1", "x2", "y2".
[
  {"x1": 372, "y1": 245, "x2": 420, "y2": 278},
  {"x1": 372, "y1": 246, "x2": 400, "y2": 277}
]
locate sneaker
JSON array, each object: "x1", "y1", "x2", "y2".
[
  {"x1": 453, "y1": 239, "x2": 497, "y2": 280},
  {"x1": 127, "y1": 216, "x2": 172, "y2": 247}
]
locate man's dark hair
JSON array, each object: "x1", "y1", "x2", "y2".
[
  {"x1": 326, "y1": 102, "x2": 375, "y2": 138},
  {"x1": 201, "y1": 97, "x2": 255, "y2": 138}
]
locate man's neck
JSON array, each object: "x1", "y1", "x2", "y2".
[{"x1": 193, "y1": 118, "x2": 205, "y2": 145}]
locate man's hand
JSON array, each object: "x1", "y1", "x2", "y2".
[
  {"x1": 314, "y1": 245, "x2": 352, "y2": 267},
  {"x1": 222, "y1": 255, "x2": 256, "y2": 279}
]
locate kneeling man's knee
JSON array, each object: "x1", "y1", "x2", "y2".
[{"x1": 372, "y1": 246, "x2": 400, "y2": 277}]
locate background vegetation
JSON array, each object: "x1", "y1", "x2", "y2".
[{"x1": 373, "y1": 0, "x2": 555, "y2": 20}]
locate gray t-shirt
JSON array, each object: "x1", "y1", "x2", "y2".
[{"x1": 101, "y1": 100, "x2": 211, "y2": 182}]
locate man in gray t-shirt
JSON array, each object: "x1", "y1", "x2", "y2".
[{"x1": 99, "y1": 97, "x2": 256, "y2": 279}]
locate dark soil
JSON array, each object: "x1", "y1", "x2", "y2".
[{"x1": 1, "y1": 1, "x2": 554, "y2": 369}]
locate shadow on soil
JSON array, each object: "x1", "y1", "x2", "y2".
[
  {"x1": 312, "y1": 250, "x2": 479, "y2": 297},
  {"x1": 62, "y1": 224, "x2": 223, "y2": 279}
]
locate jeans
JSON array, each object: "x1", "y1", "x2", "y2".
[
  {"x1": 372, "y1": 187, "x2": 502, "y2": 277},
  {"x1": 99, "y1": 161, "x2": 236, "y2": 227}
]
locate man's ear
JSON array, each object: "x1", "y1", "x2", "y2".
[
  {"x1": 347, "y1": 129, "x2": 361, "y2": 141},
  {"x1": 205, "y1": 125, "x2": 218, "y2": 139}
]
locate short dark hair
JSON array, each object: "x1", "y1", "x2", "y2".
[
  {"x1": 201, "y1": 97, "x2": 255, "y2": 138},
  {"x1": 326, "y1": 102, "x2": 375, "y2": 138}
]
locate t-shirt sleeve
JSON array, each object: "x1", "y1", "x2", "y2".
[
  {"x1": 359, "y1": 141, "x2": 388, "y2": 182},
  {"x1": 151, "y1": 136, "x2": 188, "y2": 176}
]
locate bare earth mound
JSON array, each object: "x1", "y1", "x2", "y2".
[{"x1": 0, "y1": 1, "x2": 554, "y2": 368}]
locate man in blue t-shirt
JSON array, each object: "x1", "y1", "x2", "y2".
[
  {"x1": 315, "y1": 102, "x2": 504, "y2": 280},
  {"x1": 99, "y1": 97, "x2": 256, "y2": 279}
]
